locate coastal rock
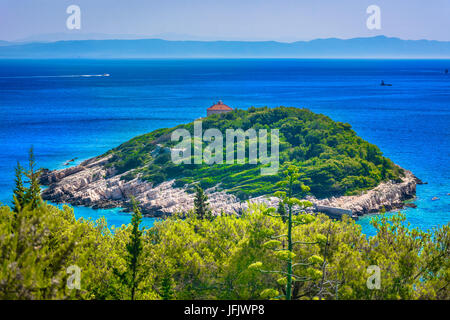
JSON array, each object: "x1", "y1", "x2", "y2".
[
  {"x1": 41, "y1": 155, "x2": 419, "y2": 218},
  {"x1": 315, "y1": 170, "x2": 418, "y2": 215}
]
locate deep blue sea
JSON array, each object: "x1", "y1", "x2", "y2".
[{"x1": 0, "y1": 59, "x2": 449, "y2": 236}]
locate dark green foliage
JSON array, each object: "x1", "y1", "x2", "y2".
[
  {"x1": 114, "y1": 198, "x2": 146, "y2": 300},
  {"x1": 128, "y1": 198, "x2": 143, "y2": 300},
  {"x1": 12, "y1": 147, "x2": 42, "y2": 212},
  {"x1": 0, "y1": 160, "x2": 448, "y2": 300},
  {"x1": 115, "y1": 155, "x2": 146, "y2": 174},
  {"x1": 277, "y1": 201, "x2": 286, "y2": 223},
  {"x1": 160, "y1": 271, "x2": 175, "y2": 300},
  {"x1": 12, "y1": 162, "x2": 26, "y2": 213},
  {"x1": 2, "y1": 199, "x2": 448, "y2": 300},
  {"x1": 154, "y1": 153, "x2": 171, "y2": 165},
  {"x1": 146, "y1": 172, "x2": 166, "y2": 185},
  {"x1": 194, "y1": 185, "x2": 212, "y2": 220},
  {"x1": 23, "y1": 147, "x2": 42, "y2": 210},
  {"x1": 256, "y1": 165, "x2": 317, "y2": 300},
  {"x1": 3, "y1": 145, "x2": 445, "y2": 301},
  {"x1": 104, "y1": 107, "x2": 402, "y2": 199},
  {"x1": 1, "y1": 201, "x2": 82, "y2": 299}
]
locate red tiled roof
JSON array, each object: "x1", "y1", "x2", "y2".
[{"x1": 207, "y1": 101, "x2": 233, "y2": 111}]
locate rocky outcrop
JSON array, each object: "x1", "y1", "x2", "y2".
[
  {"x1": 41, "y1": 155, "x2": 419, "y2": 217},
  {"x1": 314, "y1": 169, "x2": 419, "y2": 215},
  {"x1": 41, "y1": 155, "x2": 244, "y2": 216}
]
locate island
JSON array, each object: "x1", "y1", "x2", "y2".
[{"x1": 40, "y1": 106, "x2": 421, "y2": 218}]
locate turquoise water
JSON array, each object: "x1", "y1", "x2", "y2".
[
  {"x1": 50, "y1": 204, "x2": 158, "y2": 229},
  {"x1": 0, "y1": 59, "x2": 448, "y2": 235}
]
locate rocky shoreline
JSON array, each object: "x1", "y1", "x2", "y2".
[{"x1": 40, "y1": 154, "x2": 421, "y2": 218}]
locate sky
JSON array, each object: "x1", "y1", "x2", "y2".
[{"x1": 1, "y1": 0, "x2": 449, "y2": 42}]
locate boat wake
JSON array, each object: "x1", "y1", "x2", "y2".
[{"x1": 0, "y1": 74, "x2": 110, "y2": 79}]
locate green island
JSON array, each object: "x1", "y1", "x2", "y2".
[{"x1": 107, "y1": 106, "x2": 403, "y2": 199}]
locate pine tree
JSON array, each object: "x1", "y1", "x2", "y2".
[
  {"x1": 277, "y1": 201, "x2": 287, "y2": 223},
  {"x1": 113, "y1": 198, "x2": 149, "y2": 300},
  {"x1": 127, "y1": 197, "x2": 144, "y2": 300},
  {"x1": 12, "y1": 161, "x2": 27, "y2": 213},
  {"x1": 249, "y1": 165, "x2": 323, "y2": 300},
  {"x1": 24, "y1": 146, "x2": 42, "y2": 210},
  {"x1": 281, "y1": 166, "x2": 303, "y2": 300},
  {"x1": 194, "y1": 185, "x2": 212, "y2": 220},
  {"x1": 160, "y1": 271, "x2": 175, "y2": 300}
]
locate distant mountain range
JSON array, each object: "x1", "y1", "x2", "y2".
[
  {"x1": 12, "y1": 33, "x2": 155, "y2": 43},
  {"x1": 11, "y1": 32, "x2": 239, "y2": 43},
  {"x1": 1, "y1": 36, "x2": 450, "y2": 58}
]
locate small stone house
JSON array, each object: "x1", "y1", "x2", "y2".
[{"x1": 206, "y1": 101, "x2": 233, "y2": 116}]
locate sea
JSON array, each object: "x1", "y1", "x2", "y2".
[{"x1": 0, "y1": 59, "x2": 448, "y2": 236}]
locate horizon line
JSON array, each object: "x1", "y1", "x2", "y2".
[{"x1": 4, "y1": 35, "x2": 450, "y2": 45}]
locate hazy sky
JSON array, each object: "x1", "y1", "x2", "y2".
[{"x1": 1, "y1": 0, "x2": 449, "y2": 42}]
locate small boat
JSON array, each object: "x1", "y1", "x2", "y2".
[
  {"x1": 380, "y1": 80, "x2": 392, "y2": 86},
  {"x1": 103, "y1": 73, "x2": 110, "y2": 77},
  {"x1": 445, "y1": 69, "x2": 448, "y2": 74}
]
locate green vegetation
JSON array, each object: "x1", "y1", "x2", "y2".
[
  {"x1": 0, "y1": 153, "x2": 448, "y2": 300},
  {"x1": 1, "y1": 200, "x2": 448, "y2": 299},
  {"x1": 251, "y1": 165, "x2": 315, "y2": 300},
  {"x1": 193, "y1": 185, "x2": 213, "y2": 220},
  {"x1": 107, "y1": 107, "x2": 403, "y2": 199},
  {"x1": 12, "y1": 161, "x2": 26, "y2": 213},
  {"x1": 113, "y1": 198, "x2": 146, "y2": 300}
]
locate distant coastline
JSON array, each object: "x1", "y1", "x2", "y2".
[{"x1": 1, "y1": 36, "x2": 450, "y2": 59}]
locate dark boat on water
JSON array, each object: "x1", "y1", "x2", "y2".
[{"x1": 381, "y1": 80, "x2": 392, "y2": 86}]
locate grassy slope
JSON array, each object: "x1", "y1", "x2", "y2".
[{"x1": 104, "y1": 107, "x2": 403, "y2": 199}]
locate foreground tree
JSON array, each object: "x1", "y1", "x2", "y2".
[
  {"x1": 249, "y1": 165, "x2": 327, "y2": 300},
  {"x1": 12, "y1": 162, "x2": 26, "y2": 213},
  {"x1": 363, "y1": 214, "x2": 450, "y2": 299},
  {"x1": 1, "y1": 151, "x2": 448, "y2": 300},
  {"x1": 114, "y1": 198, "x2": 147, "y2": 300},
  {"x1": 23, "y1": 147, "x2": 42, "y2": 210},
  {"x1": 1, "y1": 183, "x2": 82, "y2": 299},
  {"x1": 160, "y1": 270, "x2": 175, "y2": 300},
  {"x1": 194, "y1": 185, "x2": 212, "y2": 220}
]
